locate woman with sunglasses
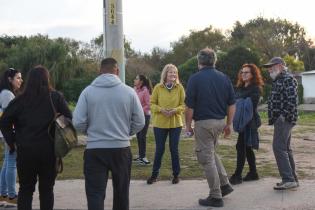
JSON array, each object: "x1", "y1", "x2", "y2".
[
  {"x1": 229, "y1": 64, "x2": 264, "y2": 185},
  {"x1": 0, "y1": 68, "x2": 23, "y2": 205}
]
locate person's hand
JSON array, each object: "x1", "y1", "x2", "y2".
[
  {"x1": 161, "y1": 109, "x2": 171, "y2": 117},
  {"x1": 167, "y1": 108, "x2": 177, "y2": 116},
  {"x1": 223, "y1": 124, "x2": 232, "y2": 138},
  {"x1": 185, "y1": 126, "x2": 194, "y2": 137}
]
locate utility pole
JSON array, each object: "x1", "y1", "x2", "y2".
[{"x1": 103, "y1": 0, "x2": 125, "y2": 82}]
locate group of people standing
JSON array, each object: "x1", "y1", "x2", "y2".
[
  {"x1": 0, "y1": 66, "x2": 72, "y2": 210},
  {"x1": 0, "y1": 47, "x2": 298, "y2": 210}
]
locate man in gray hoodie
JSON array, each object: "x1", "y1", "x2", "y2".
[{"x1": 73, "y1": 58, "x2": 145, "y2": 210}]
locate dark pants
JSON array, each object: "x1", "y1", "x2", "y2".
[
  {"x1": 152, "y1": 127, "x2": 182, "y2": 178},
  {"x1": 17, "y1": 143, "x2": 56, "y2": 210},
  {"x1": 234, "y1": 132, "x2": 257, "y2": 176},
  {"x1": 84, "y1": 147, "x2": 132, "y2": 210},
  {"x1": 136, "y1": 115, "x2": 150, "y2": 158}
]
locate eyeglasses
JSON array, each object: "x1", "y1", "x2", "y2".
[{"x1": 240, "y1": 71, "x2": 251, "y2": 74}]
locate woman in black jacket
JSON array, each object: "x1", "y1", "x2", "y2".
[
  {"x1": 0, "y1": 66, "x2": 72, "y2": 210},
  {"x1": 229, "y1": 64, "x2": 264, "y2": 185}
]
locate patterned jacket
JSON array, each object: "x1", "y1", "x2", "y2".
[{"x1": 267, "y1": 70, "x2": 298, "y2": 125}]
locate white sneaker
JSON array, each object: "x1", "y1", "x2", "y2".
[
  {"x1": 139, "y1": 157, "x2": 150, "y2": 165},
  {"x1": 274, "y1": 181, "x2": 298, "y2": 190}
]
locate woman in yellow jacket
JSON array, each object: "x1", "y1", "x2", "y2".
[{"x1": 147, "y1": 64, "x2": 185, "y2": 185}]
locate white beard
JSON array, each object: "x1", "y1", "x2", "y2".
[{"x1": 270, "y1": 71, "x2": 280, "y2": 81}]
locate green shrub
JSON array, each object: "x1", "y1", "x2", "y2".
[
  {"x1": 63, "y1": 77, "x2": 95, "y2": 102},
  {"x1": 262, "y1": 84, "x2": 271, "y2": 103}
]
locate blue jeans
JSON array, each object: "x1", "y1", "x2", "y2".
[
  {"x1": 152, "y1": 127, "x2": 182, "y2": 178},
  {"x1": 0, "y1": 142, "x2": 17, "y2": 197}
]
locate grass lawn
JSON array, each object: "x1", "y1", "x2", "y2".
[{"x1": 0, "y1": 112, "x2": 314, "y2": 180}]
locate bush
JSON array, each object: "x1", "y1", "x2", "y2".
[
  {"x1": 262, "y1": 84, "x2": 271, "y2": 103},
  {"x1": 178, "y1": 56, "x2": 198, "y2": 87},
  {"x1": 62, "y1": 77, "x2": 95, "y2": 102}
]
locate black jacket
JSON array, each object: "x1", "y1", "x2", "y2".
[
  {"x1": 0, "y1": 91, "x2": 72, "y2": 149},
  {"x1": 235, "y1": 84, "x2": 261, "y2": 129},
  {"x1": 235, "y1": 84, "x2": 261, "y2": 149}
]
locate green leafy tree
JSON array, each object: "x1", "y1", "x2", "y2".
[
  {"x1": 230, "y1": 17, "x2": 311, "y2": 60},
  {"x1": 302, "y1": 46, "x2": 315, "y2": 70},
  {"x1": 178, "y1": 56, "x2": 198, "y2": 87},
  {"x1": 283, "y1": 55, "x2": 304, "y2": 72},
  {"x1": 166, "y1": 26, "x2": 227, "y2": 66},
  {"x1": 216, "y1": 46, "x2": 261, "y2": 84}
]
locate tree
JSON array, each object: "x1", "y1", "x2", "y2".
[
  {"x1": 283, "y1": 55, "x2": 304, "y2": 72},
  {"x1": 230, "y1": 17, "x2": 312, "y2": 61},
  {"x1": 216, "y1": 46, "x2": 261, "y2": 84},
  {"x1": 166, "y1": 26, "x2": 227, "y2": 66},
  {"x1": 125, "y1": 57, "x2": 156, "y2": 86},
  {"x1": 178, "y1": 56, "x2": 198, "y2": 87},
  {"x1": 302, "y1": 46, "x2": 315, "y2": 70},
  {"x1": 0, "y1": 34, "x2": 98, "y2": 99}
]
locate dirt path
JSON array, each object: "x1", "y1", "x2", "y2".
[{"x1": 221, "y1": 124, "x2": 315, "y2": 179}]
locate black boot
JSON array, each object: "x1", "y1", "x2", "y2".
[
  {"x1": 229, "y1": 174, "x2": 242, "y2": 185},
  {"x1": 221, "y1": 184, "x2": 234, "y2": 197},
  {"x1": 243, "y1": 172, "x2": 259, "y2": 181},
  {"x1": 199, "y1": 196, "x2": 223, "y2": 207}
]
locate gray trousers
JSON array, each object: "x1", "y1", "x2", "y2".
[
  {"x1": 194, "y1": 119, "x2": 229, "y2": 199},
  {"x1": 273, "y1": 116, "x2": 297, "y2": 183}
]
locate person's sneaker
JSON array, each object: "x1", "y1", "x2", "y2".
[
  {"x1": 243, "y1": 172, "x2": 259, "y2": 181},
  {"x1": 274, "y1": 181, "x2": 298, "y2": 190},
  {"x1": 139, "y1": 157, "x2": 150, "y2": 165},
  {"x1": 229, "y1": 174, "x2": 242, "y2": 185},
  {"x1": 6, "y1": 195, "x2": 17, "y2": 204},
  {"x1": 147, "y1": 176, "x2": 157, "y2": 185},
  {"x1": 276, "y1": 180, "x2": 299, "y2": 187},
  {"x1": 133, "y1": 157, "x2": 141, "y2": 162},
  {"x1": 199, "y1": 196, "x2": 224, "y2": 207},
  {"x1": 0, "y1": 196, "x2": 8, "y2": 202},
  {"x1": 0, "y1": 195, "x2": 8, "y2": 207},
  {"x1": 221, "y1": 184, "x2": 234, "y2": 197},
  {"x1": 172, "y1": 176, "x2": 180, "y2": 184}
]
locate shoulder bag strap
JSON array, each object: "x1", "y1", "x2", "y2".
[{"x1": 49, "y1": 91, "x2": 57, "y2": 118}]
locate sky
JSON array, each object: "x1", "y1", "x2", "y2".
[{"x1": 0, "y1": 0, "x2": 315, "y2": 53}]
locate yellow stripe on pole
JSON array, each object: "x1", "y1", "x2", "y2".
[{"x1": 109, "y1": 0, "x2": 117, "y2": 25}]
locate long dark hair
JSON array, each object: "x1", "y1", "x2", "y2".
[
  {"x1": 20, "y1": 65, "x2": 53, "y2": 104},
  {"x1": 0, "y1": 68, "x2": 21, "y2": 95},
  {"x1": 138, "y1": 74, "x2": 152, "y2": 94}
]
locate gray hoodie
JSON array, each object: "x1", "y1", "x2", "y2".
[{"x1": 73, "y1": 74, "x2": 145, "y2": 149}]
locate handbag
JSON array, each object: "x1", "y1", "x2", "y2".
[{"x1": 49, "y1": 93, "x2": 78, "y2": 173}]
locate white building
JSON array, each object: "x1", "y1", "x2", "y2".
[{"x1": 301, "y1": 70, "x2": 315, "y2": 104}]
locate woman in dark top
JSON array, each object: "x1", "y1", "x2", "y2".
[
  {"x1": 229, "y1": 64, "x2": 264, "y2": 185},
  {"x1": 0, "y1": 66, "x2": 72, "y2": 210}
]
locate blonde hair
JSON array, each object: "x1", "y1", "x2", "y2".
[{"x1": 160, "y1": 64, "x2": 180, "y2": 84}]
